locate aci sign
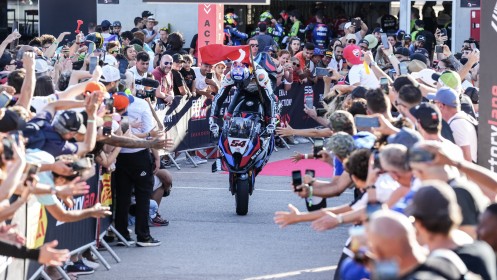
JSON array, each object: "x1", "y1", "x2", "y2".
[
  {"x1": 197, "y1": 4, "x2": 224, "y2": 64},
  {"x1": 477, "y1": 0, "x2": 497, "y2": 169}
]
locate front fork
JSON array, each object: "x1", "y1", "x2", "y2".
[{"x1": 229, "y1": 171, "x2": 254, "y2": 195}]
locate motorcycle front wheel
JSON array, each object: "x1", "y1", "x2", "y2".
[{"x1": 235, "y1": 178, "x2": 250, "y2": 216}]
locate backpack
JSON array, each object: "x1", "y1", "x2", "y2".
[
  {"x1": 410, "y1": 249, "x2": 481, "y2": 280},
  {"x1": 448, "y1": 112, "x2": 478, "y2": 135}
]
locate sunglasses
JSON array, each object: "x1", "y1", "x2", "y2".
[
  {"x1": 164, "y1": 61, "x2": 172, "y2": 65},
  {"x1": 293, "y1": 62, "x2": 300, "y2": 67},
  {"x1": 250, "y1": 44, "x2": 259, "y2": 48},
  {"x1": 348, "y1": 40, "x2": 356, "y2": 43},
  {"x1": 110, "y1": 50, "x2": 120, "y2": 54}
]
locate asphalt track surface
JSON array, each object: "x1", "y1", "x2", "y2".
[{"x1": 89, "y1": 143, "x2": 352, "y2": 280}]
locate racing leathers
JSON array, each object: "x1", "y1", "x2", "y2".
[{"x1": 209, "y1": 65, "x2": 276, "y2": 137}]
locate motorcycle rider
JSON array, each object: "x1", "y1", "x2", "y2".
[
  {"x1": 224, "y1": 13, "x2": 248, "y2": 46},
  {"x1": 209, "y1": 61, "x2": 277, "y2": 137}
]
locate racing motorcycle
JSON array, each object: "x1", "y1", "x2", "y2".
[{"x1": 216, "y1": 94, "x2": 275, "y2": 215}]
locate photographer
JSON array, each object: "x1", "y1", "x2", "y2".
[{"x1": 127, "y1": 51, "x2": 160, "y2": 99}]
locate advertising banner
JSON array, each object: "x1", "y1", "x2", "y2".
[{"x1": 476, "y1": 0, "x2": 497, "y2": 169}]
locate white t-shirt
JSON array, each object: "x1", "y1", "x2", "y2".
[
  {"x1": 192, "y1": 67, "x2": 208, "y2": 91},
  {"x1": 351, "y1": 174, "x2": 399, "y2": 211},
  {"x1": 327, "y1": 58, "x2": 344, "y2": 72},
  {"x1": 448, "y1": 111, "x2": 478, "y2": 162},
  {"x1": 31, "y1": 94, "x2": 59, "y2": 113},
  {"x1": 120, "y1": 97, "x2": 156, "y2": 154},
  {"x1": 348, "y1": 64, "x2": 380, "y2": 89},
  {"x1": 128, "y1": 66, "x2": 148, "y2": 91}
]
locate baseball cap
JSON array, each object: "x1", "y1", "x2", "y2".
[
  {"x1": 85, "y1": 81, "x2": 106, "y2": 95},
  {"x1": 411, "y1": 69, "x2": 437, "y2": 87},
  {"x1": 172, "y1": 53, "x2": 185, "y2": 63},
  {"x1": 313, "y1": 48, "x2": 324, "y2": 56},
  {"x1": 343, "y1": 45, "x2": 362, "y2": 65},
  {"x1": 112, "y1": 21, "x2": 122, "y2": 27},
  {"x1": 112, "y1": 92, "x2": 132, "y2": 111},
  {"x1": 416, "y1": 34, "x2": 426, "y2": 42},
  {"x1": 372, "y1": 27, "x2": 383, "y2": 34},
  {"x1": 358, "y1": 39, "x2": 369, "y2": 48},
  {"x1": 101, "y1": 20, "x2": 111, "y2": 29},
  {"x1": 101, "y1": 65, "x2": 120, "y2": 83},
  {"x1": 328, "y1": 110, "x2": 354, "y2": 132},
  {"x1": 53, "y1": 111, "x2": 86, "y2": 134},
  {"x1": 434, "y1": 87, "x2": 460, "y2": 108},
  {"x1": 344, "y1": 22, "x2": 352, "y2": 29},
  {"x1": 405, "y1": 181, "x2": 462, "y2": 227},
  {"x1": 407, "y1": 60, "x2": 427, "y2": 73},
  {"x1": 409, "y1": 102, "x2": 441, "y2": 131},
  {"x1": 414, "y1": 48, "x2": 429, "y2": 58},
  {"x1": 142, "y1": 11, "x2": 153, "y2": 17},
  {"x1": 327, "y1": 132, "x2": 355, "y2": 159},
  {"x1": 345, "y1": 33, "x2": 356, "y2": 42},
  {"x1": 410, "y1": 53, "x2": 429, "y2": 66},
  {"x1": 387, "y1": 127, "x2": 422, "y2": 149},
  {"x1": 324, "y1": 50, "x2": 333, "y2": 58},
  {"x1": 147, "y1": 17, "x2": 158, "y2": 24},
  {"x1": 364, "y1": 34, "x2": 378, "y2": 49},
  {"x1": 432, "y1": 70, "x2": 461, "y2": 90},
  {"x1": 0, "y1": 110, "x2": 26, "y2": 132},
  {"x1": 394, "y1": 47, "x2": 410, "y2": 57}
]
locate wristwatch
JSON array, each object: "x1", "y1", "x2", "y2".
[
  {"x1": 337, "y1": 214, "x2": 344, "y2": 224},
  {"x1": 370, "y1": 61, "x2": 377, "y2": 67}
]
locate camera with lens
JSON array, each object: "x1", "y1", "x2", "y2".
[{"x1": 135, "y1": 78, "x2": 159, "y2": 101}]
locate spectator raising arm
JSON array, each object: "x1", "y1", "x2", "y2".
[
  {"x1": 43, "y1": 31, "x2": 70, "y2": 59},
  {"x1": 15, "y1": 52, "x2": 36, "y2": 110},
  {"x1": 0, "y1": 31, "x2": 21, "y2": 57},
  {"x1": 76, "y1": 91, "x2": 102, "y2": 156}
]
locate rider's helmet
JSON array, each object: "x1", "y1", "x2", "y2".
[
  {"x1": 259, "y1": 11, "x2": 273, "y2": 22},
  {"x1": 86, "y1": 32, "x2": 104, "y2": 49},
  {"x1": 224, "y1": 13, "x2": 237, "y2": 27},
  {"x1": 230, "y1": 62, "x2": 251, "y2": 87}
]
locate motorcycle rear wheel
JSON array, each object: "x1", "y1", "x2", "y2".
[{"x1": 235, "y1": 178, "x2": 250, "y2": 215}]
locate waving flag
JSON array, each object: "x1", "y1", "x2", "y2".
[{"x1": 199, "y1": 44, "x2": 251, "y2": 65}]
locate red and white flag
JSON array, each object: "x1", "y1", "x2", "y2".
[{"x1": 199, "y1": 44, "x2": 251, "y2": 65}]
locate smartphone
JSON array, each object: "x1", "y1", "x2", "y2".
[
  {"x1": 206, "y1": 72, "x2": 213, "y2": 79},
  {"x1": 315, "y1": 67, "x2": 331, "y2": 77},
  {"x1": 313, "y1": 138, "x2": 324, "y2": 158},
  {"x1": 408, "y1": 146, "x2": 435, "y2": 163},
  {"x1": 352, "y1": 19, "x2": 362, "y2": 29},
  {"x1": 1, "y1": 138, "x2": 13, "y2": 160},
  {"x1": 305, "y1": 96, "x2": 314, "y2": 109},
  {"x1": 399, "y1": 61, "x2": 408, "y2": 75},
  {"x1": 292, "y1": 170, "x2": 303, "y2": 192},
  {"x1": 104, "y1": 98, "x2": 114, "y2": 114},
  {"x1": 102, "y1": 115, "x2": 113, "y2": 136},
  {"x1": 470, "y1": 43, "x2": 477, "y2": 50},
  {"x1": 89, "y1": 56, "x2": 98, "y2": 74},
  {"x1": 305, "y1": 169, "x2": 315, "y2": 178},
  {"x1": 88, "y1": 42, "x2": 95, "y2": 55},
  {"x1": 374, "y1": 261, "x2": 398, "y2": 280},
  {"x1": 435, "y1": 45, "x2": 443, "y2": 53},
  {"x1": 0, "y1": 92, "x2": 12, "y2": 108},
  {"x1": 354, "y1": 115, "x2": 380, "y2": 128},
  {"x1": 380, "y1": 77, "x2": 389, "y2": 95},
  {"x1": 316, "y1": 108, "x2": 327, "y2": 117},
  {"x1": 366, "y1": 203, "x2": 382, "y2": 219},
  {"x1": 381, "y1": 33, "x2": 389, "y2": 49},
  {"x1": 24, "y1": 163, "x2": 41, "y2": 183},
  {"x1": 440, "y1": 28, "x2": 447, "y2": 37},
  {"x1": 373, "y1": 150, "x2": 382, "y2": 170},
  {"x1": 118, "y1": 57, "x2": 129, "y2": 74}
]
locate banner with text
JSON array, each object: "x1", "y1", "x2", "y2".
[
  {"x1": 477, "y1": 0, "x2": 497, "y2": 170},
  {"x1": 197, "y1": 3, "x2": 224, "y2": 65}
]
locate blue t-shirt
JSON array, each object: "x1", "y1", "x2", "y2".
[{"x1": 333, "y1": 131, "x2": 376, "y2": 177}]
